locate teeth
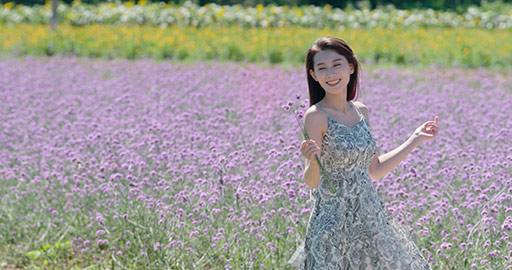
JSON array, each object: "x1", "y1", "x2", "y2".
[{"x1": 327, "y1": 79, "x2": 340, "y2": 85}]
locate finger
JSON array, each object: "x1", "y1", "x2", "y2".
[
  {"x1": 301, "y1": 140, "x2": 311, "y2": 149},
  {"x1": 435, "y1": 116, "x2": 438, "y2": 124},
  {"x1": 307, "y1": 144, "x2": 317, "y2": 152},
  {"x1": 309, "y1": 146, "x2": 319, "y2": 155},
  {"x1": 310, "y1": 151, "x2": 319, "y2": 160},
  {"x1": 301, "y1": 144, "x2": 309, "y2": 152},
  {"x1": 426, "y1": 124, "x2": 438, "y2": 132},
  {"x1": 424, "y1": 125, "x2": 434, "y2": 131},
  {"x1": 311, "y1": 147, "x2": 320, "y2": 156},
  {"x1": 301, "y1": 146, "x2": 308, "y2": 155},
  {"x1": 304, "y1": 149, "x2": 312, "y2": 159},
  {"x1": 302, "y1": 144, "x2": 313, "y2": 153}
]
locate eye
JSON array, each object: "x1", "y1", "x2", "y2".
[
  {"x1": 334, "y1": 64, "x2": 341, "y2": 67},
  {"x1": 318, "y1": 68, "x2": 325, "y2": 70}
]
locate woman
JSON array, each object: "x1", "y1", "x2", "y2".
[{"x1": 288, "y1": 37, "x2": 438, "y2": 269}]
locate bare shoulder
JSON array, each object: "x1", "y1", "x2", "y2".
[
  {"x1": 352, "y1": 100, "x2": 368, "y2": 111},
  {"x1": 352, "y1": 101, "x2": 370, "y2": 123},
  {"x1": 304, "y1": 104, "x2": 326, "y2": 119},
  {"x1": 304, "y1": 105, "x2": 328, "y2": 136}
]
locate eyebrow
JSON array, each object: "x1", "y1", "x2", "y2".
[{"x1": 316, "y1": 58, "x2": 343, "y2": 66}]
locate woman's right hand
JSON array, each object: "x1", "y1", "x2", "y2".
[{"x1": 300, "y1": 139, "x2": 321, "y2": 162}]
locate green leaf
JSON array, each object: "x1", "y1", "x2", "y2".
[
  {"x1": 26, "y1": 250, "x2": 41, "y2": 259},
  {"x1": 42, "y1": 244, "x2": 51, "y2": 251}
]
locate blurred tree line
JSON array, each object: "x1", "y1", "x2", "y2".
[{"x1": 3, "y1": 0, "x2": 511, "y2": 12}]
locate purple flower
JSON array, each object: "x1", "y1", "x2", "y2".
[
  {"x1": 440, "y1": 242, "x2": 452, "y2": 249},
  {"x1": 488, "y1": 250, "x2": 500, "y2": 257},
  {"x1": 154, "y1": 242, "x2": 161, "y2": 251},
  {"x1": 2, "y1": 57, "x2": 511, "y2": 268}
]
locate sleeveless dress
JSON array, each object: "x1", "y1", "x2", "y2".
[{"x1": 287, "y1": 102, "x2": 431, "y2": 270}]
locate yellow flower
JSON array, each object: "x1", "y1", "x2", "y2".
[
  {"x1": 4, "y1": 2, "x2": 14, "y2": 9},
  {"x1": 137, "y1": 0, "x2": 147, "y2": 6},
  {"x1": 256, "y1": 4, "x2": 264, "y2": 12},
  {"x1": 125, "y1": 1, "x2": 134, "y2": 8},
  {"x1": 216, "y1": 9, "x2": 224, "y2": 18}
]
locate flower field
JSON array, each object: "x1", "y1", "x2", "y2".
[
  {"x1": 1, "y1": 1, "x2": 512, "y2": 29},
  {"x1": 0, "y1": 55, "x2": 511, "y2": 269},
  {"x1": 1, "y1": 24, "x2": 511, "y2": 67}
]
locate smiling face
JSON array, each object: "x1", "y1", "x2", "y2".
[{"x1": 309, "y1": 49, "x2": 354, "y2": 95}]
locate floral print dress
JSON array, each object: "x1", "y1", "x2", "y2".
[{"x1": 288, "y1": 102, "x2": 431, "y2": 270}]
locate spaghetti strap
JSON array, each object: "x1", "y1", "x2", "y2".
[{"x1": 352, "y1": 102, "x2": 364, "y2": 120}]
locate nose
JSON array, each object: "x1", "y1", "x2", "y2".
[{"x1": 326, "y1": 67, "x2": 336, "y2": 76}]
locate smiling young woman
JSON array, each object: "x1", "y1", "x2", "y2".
[{"x1": 288, "y1": 36, "x2": 439, "y2": 269}]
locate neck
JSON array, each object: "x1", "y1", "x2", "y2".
[{"x1": 322, "y1": 92, "x2": 350, "y2": 114}]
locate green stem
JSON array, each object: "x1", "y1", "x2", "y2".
[{"x1": 296, "y1": 115, "x2": 337, "y2": 194}]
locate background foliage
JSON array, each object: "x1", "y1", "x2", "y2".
[
  {"x1": 2, "y1": 1, "x2": 512, "y2": 29},
  {"x1": 1, "y1": 24, "x2": 511, "y2": 68},
  {"x1": 2, "y1": 0, "x2": 512, "y2": 11}
]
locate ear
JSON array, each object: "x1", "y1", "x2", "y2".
[
  {"x1": 349, "y1": 63, "x2": 354, "y2": 75},
  {"x1": 309, "y1": 69, "x2": 318, "y2": 81}
]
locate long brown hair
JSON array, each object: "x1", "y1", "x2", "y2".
[{"x1": 305, "y1": 37, "x2": 361, "y2": 107}]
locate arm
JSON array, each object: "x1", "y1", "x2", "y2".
[
  {"x1": 369, "y1": 135, "x2": 421, "y2": 181},
  {"x1": 356, "y1": 102, "x2": 422, "y2": 181},
  {"x1": 304, "y1": 155, "x2": 321, "y2": 188},
  {"x1": 301, "y1": 108, "x2": 327, "y2": 189}
]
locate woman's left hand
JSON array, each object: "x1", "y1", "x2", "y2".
[{"x1": 412, "y1": 116, "x2": 439, "y2": 144}]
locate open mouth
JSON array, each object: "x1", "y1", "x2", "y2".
[{"x1": 326, "y1": 79, "x2": 341, "y2": 87}]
